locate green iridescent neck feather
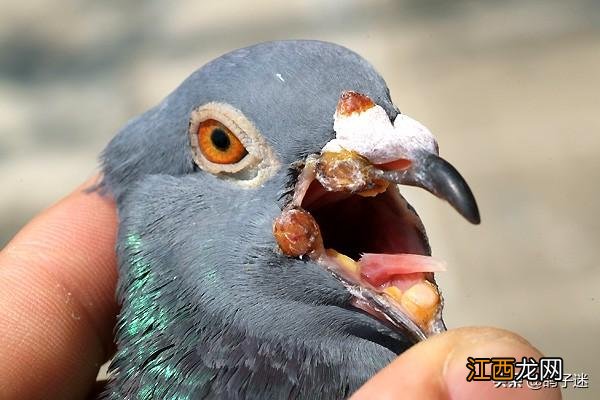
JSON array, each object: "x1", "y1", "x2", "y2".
[{"x1": 105, "y1": 233, "x2": 214, "y2": 400}]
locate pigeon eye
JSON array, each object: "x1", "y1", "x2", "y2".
[
  {"x1": 188, "y1": 102, "x2": 280, "y2": 187},
  {"x1": 197, "y1": 119, "x2": 248, "y2": 164}
]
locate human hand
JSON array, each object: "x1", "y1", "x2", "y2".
[
  {"x1": 0, "y1": 179, "x2": 561, "y2": 399},
  {"x1": 0, "y1": 177, "x2": 117, "y2": 399},
  {"x1": 350, "y1": 327, "x2": 562, "y2": 399}
]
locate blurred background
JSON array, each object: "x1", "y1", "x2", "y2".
[{"x1": 1, "y1": 0, "x2": 598, "y2": 397}]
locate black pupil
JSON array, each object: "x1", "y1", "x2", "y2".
[{"x1": 210, "y1": 128, "x2": 231, "y2": 151}]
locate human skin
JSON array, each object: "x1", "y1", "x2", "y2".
[{"x1": 0, "y1": 177, "x2": 561, "y2": 400}]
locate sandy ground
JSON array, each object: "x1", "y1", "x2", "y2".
[{"x1": 1, "y1": 0, "x2": 598, "y2": 397}]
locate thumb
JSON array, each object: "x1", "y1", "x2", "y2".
[{"x1": 350, "y1": 327, "x2": 562, "y2": 400}]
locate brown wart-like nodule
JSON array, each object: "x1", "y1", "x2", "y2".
[
  {"x1": 273, "y1": 208, "x2": 322, "y2": 257},
  {"x1": 315, "y1": 150, "x2": 388, "y2": 195}
]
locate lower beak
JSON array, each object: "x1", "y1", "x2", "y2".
[{"x1": 376, "y1": 152, "x2": 480, "y2": 224}]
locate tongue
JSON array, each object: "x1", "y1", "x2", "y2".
[{"x1": 358, "y1": 253, "x2": 447, "y2": 287}]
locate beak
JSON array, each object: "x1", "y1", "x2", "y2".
[
  {"x1": 323, "y1": 90, "x2": 480, "y2": 224},
  {"x1": 377, "y1": 152, "x2": 480, "y2": 224}
]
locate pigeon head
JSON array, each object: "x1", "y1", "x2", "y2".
[{"x1": 99, "y1": 40, "x2": 479, "y2": 399}]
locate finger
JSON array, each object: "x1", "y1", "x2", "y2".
[
  {"x1": 0, "y1": 176, "x2": 118, "y2": 400},
  {"x1": 350, "y1": 327, "x2": 562, "y2": 400}
]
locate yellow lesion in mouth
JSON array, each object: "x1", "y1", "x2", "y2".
[
  {"x1": 323, "y1": 248, "x2": 442, "y2": 331},
  {"x1": 398, "y1": 281, "x2": 440, "y2": 329},
  {"x1": 315, "y1": 150, "x2": 389, "y2": 195},
  {"x1": 383, "y1": 286, "x2": 403, "y2": 301},
  {"x1": 325, "y1": 248, "x2": 360, "y2": 274}
]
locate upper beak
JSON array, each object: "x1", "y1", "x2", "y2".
[
  {"x1": 377, "y1": 152, "x2": 480, "y2": 224},
  {"x1": 323, "y1": 90, "x2": 480, "y2": 224}
]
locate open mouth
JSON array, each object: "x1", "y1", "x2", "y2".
[
  {"x1": 273, "y1": 90, "x2": 479, "y2": 345},
  {"x1": 306, "y1": 181, "x2": 446, "y2": 339},
  {"x1": 274, "y1": 155, "x2": 447, "y2": 343}
]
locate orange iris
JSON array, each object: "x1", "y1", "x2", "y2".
[{"x1": 197, "y1": 119, "x2": 248, "y2": 164}]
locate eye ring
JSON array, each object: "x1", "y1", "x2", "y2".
[{"x1": 188, "y1": 102, "x2": 280, "y2": 187}]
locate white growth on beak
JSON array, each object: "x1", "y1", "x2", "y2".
[{"x1": 322, "y1": 91, "x2": 439, "y2": 164}]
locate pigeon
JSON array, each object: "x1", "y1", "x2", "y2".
[{"x1": 98, "y1": 40, "x2": 479, "y2": 399}]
